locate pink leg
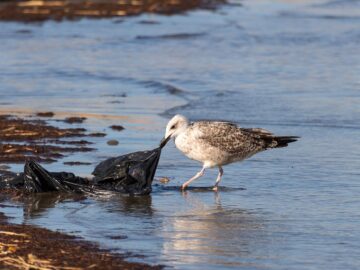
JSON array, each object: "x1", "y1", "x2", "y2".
[
  {"x1": 181, "y1": 166, "x2": 206, "y2": 190},
  {"x1": 212, "y1": 166, "x2": 223, "y2": 191}
]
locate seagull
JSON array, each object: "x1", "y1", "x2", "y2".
[{"x1": 160, "y1": 114, "x2": 299, "y2": 191}]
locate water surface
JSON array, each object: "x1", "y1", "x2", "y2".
[{"x1": 0, "y1": 0, "x2": 360, "y2": 269}]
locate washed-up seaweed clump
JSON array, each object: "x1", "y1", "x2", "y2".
[
  {"x1": 0, "y1": 115, "x2": 95, "y2": 163},
  {"x1": 0, "y1": 0, "x2": 226, "y2": 22},
  {"x1": 0, "y1": 213, "x2": 162, "y2": 270}
]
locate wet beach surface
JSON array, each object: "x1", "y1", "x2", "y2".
[
  {"x1": 0, "y1": 114, "x2": 97, "y2": 163},
  {"x1": 0, "y1": 211, "x2": 162, "y2": 269},
  {"x1": 1, "y1": 0, "x2": 360, "y2": 269}
]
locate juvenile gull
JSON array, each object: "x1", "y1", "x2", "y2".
[{"x1": 161, "y1": 114, "x2": 299, "y2": 191}]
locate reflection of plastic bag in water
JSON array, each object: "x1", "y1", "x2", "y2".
[{"x1": 1, "y1": 147, "x2": 162, "y2": 196}]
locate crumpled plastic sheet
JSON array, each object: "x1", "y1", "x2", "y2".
[{"x1": 0, "y1": 147, "x2": 161, "y2": 196}]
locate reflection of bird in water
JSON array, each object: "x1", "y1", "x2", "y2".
[
  {"x1": 160, "y1": 193, "x2": 265, "y2": 267},
  {"x1": 161, "y1": 115, "x2": 299, "y2": 190}
]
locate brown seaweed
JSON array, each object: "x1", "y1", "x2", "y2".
[
  {"x1": 0, "y1": 0, "x2": 226, "y2": 22},
  {"x1": 0, "y1": 115, "x2": 94, "y2": 163}
]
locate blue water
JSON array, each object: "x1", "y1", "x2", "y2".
[{"x1": 0, "y1": 0, "x2": 360, "y2": 269}]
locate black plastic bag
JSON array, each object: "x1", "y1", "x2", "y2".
[
  {"x1": 0, "y1": 147, "x2": 162, "y2": 196},
  {"x1": 92, "y1": 147, "x2": 161, "y2": 195},
  {"x1": 23, "y1": 160, "x2": 89, "y2": 193}
]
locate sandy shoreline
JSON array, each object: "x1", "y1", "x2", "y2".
[{"x1": 0, "y1": 211, "x2": 163, "y2": 269}]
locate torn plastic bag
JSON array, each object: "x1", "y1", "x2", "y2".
[
  {"x1": 92, "y1": 147, "x2": 161, "y2": 195},
  {"x1": 0, "y1": 146, "x2": 162, "y2": 196},
  {"x1": 23, "y1": 160, "x2": 89, "y2": 193}
]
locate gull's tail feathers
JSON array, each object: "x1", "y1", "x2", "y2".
[
  {"x1": 272, "y1": 136, "x2": 300, "y2": 148},
  {"x1": 241, "y1": 128, "x2": 299, "y2": 149}
]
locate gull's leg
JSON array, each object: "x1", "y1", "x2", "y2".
[
  {"x1": 212, "y1": 166, "x2": 223, "y2": 191},
  {"x1": 181, "y1": 166, "x2": 206, "y2": 190}
]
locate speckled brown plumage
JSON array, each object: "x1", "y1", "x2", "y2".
[
  {"x1": 190, "y1": 121, "x2": 271, "y2": 153},
  {"x1": 174, "y1": 120, "x2": 298, "y2": 167},
  {"x1": 163, "y1": 114, "x2": 298, "y2": 189}
]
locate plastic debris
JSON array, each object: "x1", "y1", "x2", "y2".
[{"x1": 0, "y1": 147, "x2": 162, "y2": 196}]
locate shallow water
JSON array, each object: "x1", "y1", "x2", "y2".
[{"x1": 1, "y1": 0, "x2": 360, "y2": 269}]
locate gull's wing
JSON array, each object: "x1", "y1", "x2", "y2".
[{"x1": 190, "y1": 121, "x2": 277, "y2": 154}]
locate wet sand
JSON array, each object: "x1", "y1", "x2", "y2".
[
  {"x1": 0, "y1": 212, "x2": 162, "y2": 269},
  {"x1": 0, "y1": 0, "x2": 226, "y2": 22}
]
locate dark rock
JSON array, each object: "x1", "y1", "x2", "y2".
[
  {"x1": 89, "y1": 132, "x2": 107, "y2": 137},
  {"x1": 64, "y1": 117, "x2": 87, "y2": 124},
  {"x1": 107, "y1": 140, "x2": 119, "y2": 146},
  {"x1": 36, "y1": 112, "x2": 54, "y2": 117},
  {"x1": 110, "y1": 125, "x2": 125, "y2": 131}
]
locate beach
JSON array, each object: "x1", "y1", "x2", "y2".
[{"x1": 0, "y1": 0, "x2": 359, "y2": 269}]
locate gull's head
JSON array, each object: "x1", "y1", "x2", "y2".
[{"x1": 160, "y1": 114, "x2": 189, "y2": 148}]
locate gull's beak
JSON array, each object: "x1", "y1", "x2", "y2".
[{"x1": 159, "y1": 135, "x2": 171, "y2": 148}]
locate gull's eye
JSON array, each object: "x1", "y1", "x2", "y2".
[{"x1": 170, "y1": 125, "x2": 175, "y2": 130}]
